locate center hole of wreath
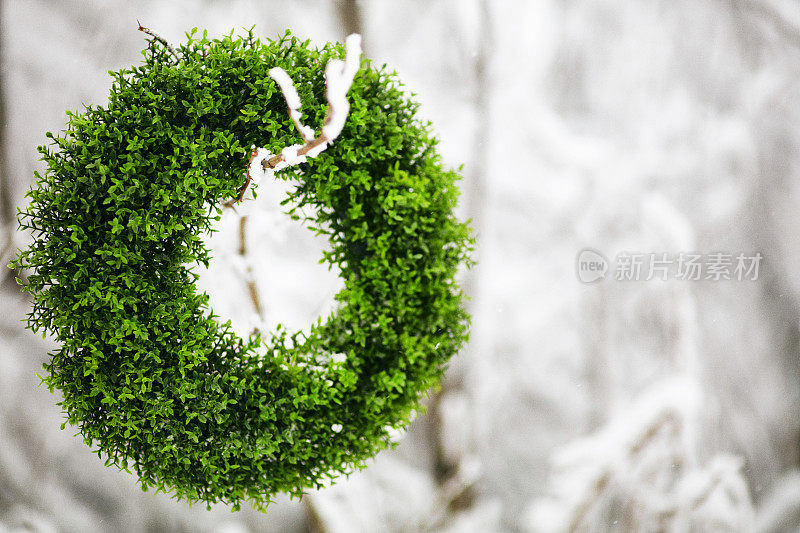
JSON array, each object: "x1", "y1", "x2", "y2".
[{"x1": 196, "y1": 175, "x2": 343, "y2": 340}]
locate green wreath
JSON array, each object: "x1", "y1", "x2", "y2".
[{"x1": 12, "y1": 27, "x2": 473, "y2": 510}]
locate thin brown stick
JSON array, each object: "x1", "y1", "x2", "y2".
[
  {"x1": 223, "y1": 149, "x2": 263, "y2": 207},
  {"x1": 137, "y1": 20, "x2": 180, "y2": 61},
  {"x1": 238, "y1": 216, "x2": 264, "y2": 320},
  {"x1": 238, "y1": 215, "x2": 247, "y2": 256}
]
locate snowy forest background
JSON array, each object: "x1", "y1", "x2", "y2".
[{"x1": 1, "y1": 0, "x2": 800, "y2": 531}]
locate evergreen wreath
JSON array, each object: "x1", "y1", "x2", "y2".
[{"x1": 12, "y1": 27, "x2": 473, "y2": 511}]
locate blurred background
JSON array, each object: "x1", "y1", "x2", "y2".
[{"x1": 2, "y1": 0, "x2": 800, "y2": 531}]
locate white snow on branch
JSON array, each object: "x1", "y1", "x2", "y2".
[
  {"x1": 268, "y1": 67, "x2": 301, "y2": 110},
  {"x1": 322, "y1": 33, "x2": 362, "y2": 141},
  {"x1": 268, "y1": 33, "x2": 362, "y2": 148},
  {"x1": 280, "y1": 144, "x2": 307, "y2": 166},
  {"x1": 245, "y1": 144, "x2": 309, "y2": 194},
  {"x1": 524, "y1": 376, "x2": 753, "y2": 532},
  {"x1": 268, "y1": 67, "x2": 315, "y2": 142},
  {"x1": 225, "y1": 34, "x2": 362, "y2": 207},
  {"x1": 247, "y1": 147, "x2": 276, "y2": 184},
  {"x1": 305, "y1": 142, "x2": 329, "y2": 158}
]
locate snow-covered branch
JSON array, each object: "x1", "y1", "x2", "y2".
[
  {"x1": 525, "y1": 376, "x2": 753, "y2": 532},
  {"x1": 224, "y1": 34, "x2": 362, "y2": 207},
  {"x1": 269, "y1": 68, "x2": 315, "y2": 143}
]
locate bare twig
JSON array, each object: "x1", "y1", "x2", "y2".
[
  {"x1": 237, "y1": 216, "x2": 264, "y2": 324},
  {"x1": 137, "y1": 20, "x2": 180, "y2": 61},
  {"x1": 223, "y1": 148, "x2": 260, "y2": 208}
]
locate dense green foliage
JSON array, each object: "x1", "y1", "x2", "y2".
[{"x1": 12, "y1": 29, "x2": 473, "y2": 510}]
